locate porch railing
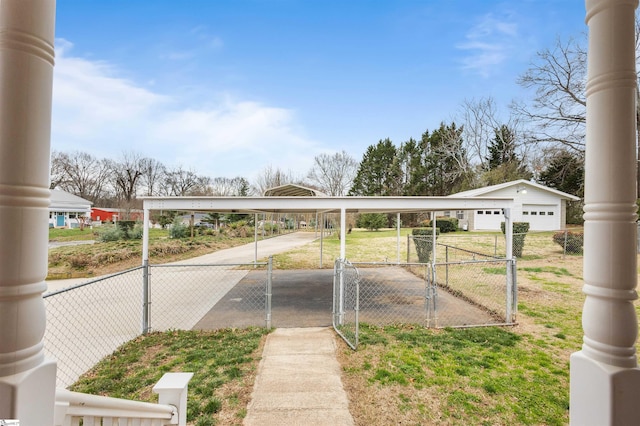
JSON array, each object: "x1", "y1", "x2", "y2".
[{"x1": 53, "y1": 372, "x2": 193, "y2": 426}]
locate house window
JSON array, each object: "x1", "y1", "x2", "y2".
[
  {"x1": 456, "y1": 210, "x2": 464, "y2": 219},
  {"x1": 444, "y1": 211, "x2": 451, "y2": 217}
]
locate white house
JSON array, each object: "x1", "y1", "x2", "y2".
[
  {"x1": 49, "y1": 189, "x2": 92, "y2": 228},
  {"x1": 443, "y1": 180, "x2": 581, "y2": 232}
]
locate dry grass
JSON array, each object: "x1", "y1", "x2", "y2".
[{"x1": 64, "y1": 227, "x2": 640, "y2": 424}]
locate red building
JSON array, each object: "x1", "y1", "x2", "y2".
[{"x1": 91, "y1": 207, "x2": 144, "y2": 224}]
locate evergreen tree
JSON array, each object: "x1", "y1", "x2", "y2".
[
  {"x1": 403, "y1": 122, "x2": 471, "y2": 196},
  {"x1": 349, "y1": 138, "x2": 401, "y2": 196},
  {"x1": 538, "y1": 150, "x2": 584, "y2": 196},
  {"x1": 483, "y1": 125, "x2": 531, "y2": 185}
]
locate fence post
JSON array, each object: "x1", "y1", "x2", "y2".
[
  {"x1": 445, "y1": 245, "x2": 449, "y2": 287},
  {"x1": 563, "y1": 230, "x2": 568, "y2": 259},
  {"x1": 512, "y1": 258, "x2": 518, "y2": 320},
  {"x1": 266, "y1": 256, "x2": 273, "y2": 329},
  {"x1": 505, "y1": 258, "x2": 517, "y2": 324},
  {"x1": 142, "y1": 259, "x2": 150, "y2": 334},
  {"x1": 406, "y1": 234, "x2": 411, "y2": 263}
]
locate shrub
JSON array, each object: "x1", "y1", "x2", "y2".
[
  {"x1": 412, "y1": 228, "x2": 439, "y2": 263},
  {"x1": 116, "y1": 221, "x2": 136, "y2": 239},
  {"x1": 435, "y1": 217, "x2": 459, "y2": 233},
  {"x1": 169, "y1": 217, "x2": 189, "y2": 239},
  {"x1": 96, "y1": 225, "x2": 123, "y2": 242},
  {"x1": 552, "y1": 231, "x2": 584, "y2": 254},
  {"x1": 358, "y1": 213, "x2": 388, "y2": 231},
  {"x1": 501, "y1": 222, "x2": 530, "y2": 257},
  {"x1": 128, "y1": 223, "x2": 144, "y2": 240}
]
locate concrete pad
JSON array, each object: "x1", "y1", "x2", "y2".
[{"x1": 244, "y1": 327, "x2": 354, "y2": 426}]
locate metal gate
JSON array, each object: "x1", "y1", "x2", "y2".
[{"x1": 332, "y1": 259, "x2": 359, "y2": 349}]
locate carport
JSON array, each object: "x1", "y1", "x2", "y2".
[
  {"x1": 140, "y1": 195, "x2": 516, "y2": 265},
  {"x1": 139, "y1": 196, "x2": 517, "y2": 335}
]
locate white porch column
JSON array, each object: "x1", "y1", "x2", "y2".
[
  {"x1": 0, "y1": 1, "x2": 57, "y2": 425},
  {"x1": 571, "y1": 1, "x2": 640, "y2": 424}
]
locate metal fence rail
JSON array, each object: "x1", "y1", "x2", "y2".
[{"x1": 44, "y1": 260, "x2": 271, "y2": 388}]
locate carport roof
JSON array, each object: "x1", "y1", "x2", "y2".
[
  {"x1": 140, "y1": 195, "x2": 514, "y2": 214},
  {"x1": 263, "y1": 184, "x2": 326, "y2": 197}
]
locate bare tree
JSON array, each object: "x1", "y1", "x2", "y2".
[
  {"x1": 50, "y1": 150, "x2": 69, "y2": 189},
  {"x1": 252, "y1": 165, "x2": 303, "y2": 195},
  {"x1": 307, "y1": 150, "x2": 358, "y2": 196},
  {"x1": 51, "y1": 151, "x2": 112, "y2": 204},
  {"x1": 113, "y1": 151, "x2": 145, "y2": 203},
  {"x1": 511, "y1": 36, "x2": 587, "y2": 153},
  {"x1": 139, "y1": 157, "x2": 167, "y2": 196},
  {"x1": 459, "y1": 97, "x2": 502, "y2": 171},
  {"x1": 210, "y1": 177, "x2": 251, "y2": 196},
  {"x1": 164, "y1": 165, "x2": 200, "y2": 196}
]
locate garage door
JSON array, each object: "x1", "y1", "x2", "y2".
[
  {"x1": 474, "y1": 208, "x2": 504, "y2": 230},
  {"x1": 522, "y1": 205, "x2": 557, "y2": 231}
]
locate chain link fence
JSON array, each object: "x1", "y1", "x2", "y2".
[
  {"x1": 44, "y1": 260, "x2": 271, "y2": 388},
  {"x1": 148, "y1": 262, "x2": 271, "y2": 331},
  {"x1": 407, "y1": 230, "x2": 584, "y2": 262},
  {"x1": 333, "y1": 255, "x2": 516, "y2": 349},
  {"x1": 44, "y1": 268, "x2": 145, "y2": 388}
]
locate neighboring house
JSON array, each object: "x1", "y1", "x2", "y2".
[
  {"x1": 444, "y1": 180, "x2": 581, "y2": 232},
  {"x1": 91, "y1": 207, "x2": 144, "y2": 225},
  {"x1": 49, "y1": 189, "x2": 92, "y2": 228}
]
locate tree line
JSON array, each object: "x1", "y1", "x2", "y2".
[{"x1": 52, "y1": 25, "x2": 607, "y2": 223}]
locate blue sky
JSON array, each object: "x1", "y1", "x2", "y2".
[{"x1": 52, "y1": 1, "x2": 587, "y2": 182}]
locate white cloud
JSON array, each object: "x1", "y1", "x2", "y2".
[
  {"x1": 51, "y1": 39, "x2": 319, "y2": 181},
  {"x1": 456, "y1": 12, "x2": 519, "y2": 78}
]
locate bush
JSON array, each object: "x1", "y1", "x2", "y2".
[
  {"x1": 358, "y1": 213, "x2": 388, "y2": 231},
  {"x1": 117, "y1": 220, "x2": 136, "y2": 239},
  {"x1": 128, "y1": 223, "x2": 144, "y2": 240},
  {"x1": 552, "y1": 231, "x2": 584, "y2": 254},
  {"x1": 412, "y1": 228, "x2": 439, "y2": 263},
  {"x1": 169, "y1": 217, "x2": 189, "y2": 239},
  {"x1": 96, "y1": 225, "x2": 123, "y2": 242},
  {"x1": 501, "y1": 222, "x2": 530, "y2": 257},
  {"x1": 434, "y1": 217, "x2": 459, "y2": 233}
]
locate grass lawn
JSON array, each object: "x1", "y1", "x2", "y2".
[{"x1": 61, "y1": 227, "x2": 621, "y2": 425}]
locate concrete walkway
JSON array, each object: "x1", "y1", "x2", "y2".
[{"x1": 244, "y1": 327, "x2": 354, "y2": 426}]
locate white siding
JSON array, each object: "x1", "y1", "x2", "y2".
[{"x1": 467, "y1": 184, "x2": 562, "y2": 231}]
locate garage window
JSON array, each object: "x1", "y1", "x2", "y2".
[
  {"x1": 531, "y1": 211, "x2": 537, "y2": 215},
  {"x1": 548, "y1": 211, "x2": 554, "y2": 215},
  {"x1": 540, "y1": 211, "x2": 546, "y2": 216},
  {"x1": 493, "y1": 211, "x2": 500, "y2": 215},
  {"x1": 523, "y1": 211, "x2": 529, "y2": 215},
  {"x1": 478, "y1": 211, "x2": 484, "y2": 214}
]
